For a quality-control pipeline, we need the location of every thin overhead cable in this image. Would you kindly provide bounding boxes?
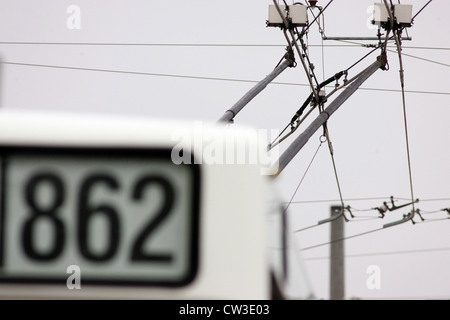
[285,196,450,205]
[420,198,450,202]
[323,125,346,215]
[300,216,449,252]
[293,199,449,231]
[358,87,448,96]
[2,61,449,96]
[383,0,417,219]
[304,246,450,260]
[412,0,433,22]
[415,217,450,224]
[294,206,448,235]
[284,135,326,213]
[1,61,288,83]
[301,227,386,251]
[336,37,450,68]
[0,42,448,50]
[329,42,439,51]
[345,45,381,73]
[300,0,334,36]
[386,49,450,68]
[401,46,450,51]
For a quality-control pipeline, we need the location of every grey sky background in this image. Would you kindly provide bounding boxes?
[0,0,449,299]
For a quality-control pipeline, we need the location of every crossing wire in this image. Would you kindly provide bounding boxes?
[304,246,450,260]
[384,0,417,217]
[412,0,433,22]
[0,42,448,50]
[300,215,449,252]
[284,135,326,214]
[386,49,450,68]
[285,196,450,205]
[2,61,449,96]
[327,38,450,68]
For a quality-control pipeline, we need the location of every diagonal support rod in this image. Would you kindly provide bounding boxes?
[218,58,293,123]
[272,54,387,176]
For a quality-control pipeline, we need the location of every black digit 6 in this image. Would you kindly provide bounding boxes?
[22,173,65,261]
[77,174,120,262]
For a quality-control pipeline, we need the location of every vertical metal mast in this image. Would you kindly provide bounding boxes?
[329,206,345,300]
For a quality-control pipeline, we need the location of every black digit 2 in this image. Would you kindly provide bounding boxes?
[130,175,175,262]
[22,173,65,261]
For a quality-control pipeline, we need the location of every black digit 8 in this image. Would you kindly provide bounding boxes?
[22,173,65,261]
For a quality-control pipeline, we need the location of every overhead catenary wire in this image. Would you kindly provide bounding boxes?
[304,246,450,261]
[300,214,449,252]
[299,0,334,36]
[294,205,449,235]
[331,38,450,68]
[2,61,449,97]
[292,194,448,240]
[415,216,450,224]
[289,195,449,230]
[292,202,436,234]
[301,227,386,251]
[412,0,433,23]
[308,34,388,215]
[322,123,346,220]
[302,2,327,81]
[417,208,450,215]
[0,42,448,51]
[323,38,450,67]
[283,135,326,213]
[285,196,450,205]
[386,49,450,68]
[290,197,450,219]
[383,0,417,222]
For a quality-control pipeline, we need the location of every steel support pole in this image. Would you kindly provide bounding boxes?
[273,55,386,176]
[330,205,345,300]
[218,59,292,123]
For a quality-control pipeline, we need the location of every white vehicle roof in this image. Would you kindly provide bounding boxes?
[0,110,314,300]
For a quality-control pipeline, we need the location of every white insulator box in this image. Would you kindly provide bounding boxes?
[394,4,413,27]
[268,5,308,27]
[372,3,413,28]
